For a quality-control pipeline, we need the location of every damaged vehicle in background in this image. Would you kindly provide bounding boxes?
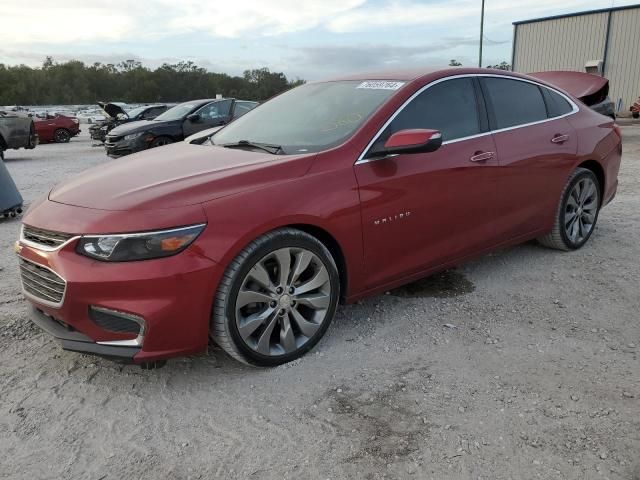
[33,113,81,143]
[105,98,257,157]
[529,71,616,119]
[0,110,38,160]
[89,103,167,143]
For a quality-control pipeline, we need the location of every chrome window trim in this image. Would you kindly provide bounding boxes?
[19,225,80,253]
[19,256,67,309]
[355,73,580,165]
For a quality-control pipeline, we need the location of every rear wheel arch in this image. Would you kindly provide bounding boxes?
[577,160,605,202]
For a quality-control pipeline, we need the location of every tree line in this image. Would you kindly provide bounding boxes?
[0,57,305,105]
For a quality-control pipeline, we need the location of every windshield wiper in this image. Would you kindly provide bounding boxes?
[221,140,283,155]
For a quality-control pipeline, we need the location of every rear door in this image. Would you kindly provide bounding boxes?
[480,76,578,239]
[355,77,501,288]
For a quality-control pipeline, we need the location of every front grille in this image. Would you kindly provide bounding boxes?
[19,258,66,306]
[106,135,122,143]
[89,307,143,335]
[22,225,73,249]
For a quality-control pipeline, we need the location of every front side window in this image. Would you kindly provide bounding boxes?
[482,77,547,129]
[368,78,481,155]
[213,81,399,154]
[197,100,232,120]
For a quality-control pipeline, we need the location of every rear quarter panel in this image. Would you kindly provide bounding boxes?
[566,107,621,203]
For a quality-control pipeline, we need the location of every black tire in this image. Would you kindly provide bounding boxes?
[538,167,601,251]
[54,129,71,143]
[150,136,173,148]
[211,228,340,366]
[633,112,640,119]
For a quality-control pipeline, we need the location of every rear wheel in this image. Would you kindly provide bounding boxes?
[150,136,173,148]
[54,128,71,143]
[211,228,340,366]
[538,167,601,251]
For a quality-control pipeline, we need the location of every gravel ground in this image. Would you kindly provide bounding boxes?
[1,129,639,480]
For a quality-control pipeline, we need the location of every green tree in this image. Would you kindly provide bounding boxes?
[0,59,304,105]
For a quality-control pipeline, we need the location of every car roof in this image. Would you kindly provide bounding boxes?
[319,67,536,84]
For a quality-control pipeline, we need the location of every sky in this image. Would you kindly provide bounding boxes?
[1,0,638,80]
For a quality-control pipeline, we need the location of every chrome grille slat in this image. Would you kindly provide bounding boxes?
[20,272,65,294]
[19,258,67,307]
[22,225,73,249]
[23,280,62,302]
[19,264,65,286]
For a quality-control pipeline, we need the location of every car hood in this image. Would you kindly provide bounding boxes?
[98,102,128,119]
[49,142,315,211]
[109,119,161,136]
[528,71,609,104]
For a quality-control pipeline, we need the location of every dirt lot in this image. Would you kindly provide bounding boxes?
[1,129,639,480]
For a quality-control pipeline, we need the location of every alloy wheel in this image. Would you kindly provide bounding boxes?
[234,247,332,356]
[564,177,598,244]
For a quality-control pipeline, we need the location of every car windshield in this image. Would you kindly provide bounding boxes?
[154,102,200,121]
[126,106,148,118]
[213,81,401,154]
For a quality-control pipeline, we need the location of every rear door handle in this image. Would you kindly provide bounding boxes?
[470,151,495,162]
[551,134,570,144]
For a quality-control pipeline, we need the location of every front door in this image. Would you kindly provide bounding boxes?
[183,100,233,137]
[355,77,501,288]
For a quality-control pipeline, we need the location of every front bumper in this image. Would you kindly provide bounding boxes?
[105,135,147,157]
[17,217,222,363]
[29,305,140,361]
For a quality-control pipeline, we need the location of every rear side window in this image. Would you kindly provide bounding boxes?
[542,88,574,118]
[482,77,547,129]
[369,77,480,153]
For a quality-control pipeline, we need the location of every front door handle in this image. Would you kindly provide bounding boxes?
[470,151,495,162]
[551,134,570,144]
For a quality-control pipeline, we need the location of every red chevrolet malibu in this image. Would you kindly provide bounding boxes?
[17,68,622,368]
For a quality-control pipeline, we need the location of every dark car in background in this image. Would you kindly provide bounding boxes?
[104,98,257,157]
[89,103,167,143]
[33,114,81,143]
[0,110,38,160]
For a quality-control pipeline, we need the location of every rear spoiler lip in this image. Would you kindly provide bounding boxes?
[527,71,609,102]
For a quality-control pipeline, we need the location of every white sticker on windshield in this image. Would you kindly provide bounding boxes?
[356,81,405,90]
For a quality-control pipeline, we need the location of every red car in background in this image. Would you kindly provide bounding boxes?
[16,68,621,369]
[33,114,81,143]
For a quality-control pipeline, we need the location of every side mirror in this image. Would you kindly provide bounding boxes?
[187,113,201,122]
[383,129,443,155]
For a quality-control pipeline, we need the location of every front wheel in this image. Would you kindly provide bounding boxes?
[211,228,340,366]
[538,167,601,251]
[150,136,173,148]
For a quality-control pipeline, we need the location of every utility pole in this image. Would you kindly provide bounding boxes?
[479,0,485,68]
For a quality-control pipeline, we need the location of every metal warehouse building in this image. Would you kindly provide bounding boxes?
[511,4,640,114]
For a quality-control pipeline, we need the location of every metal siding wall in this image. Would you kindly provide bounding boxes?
[514,13,608,73]
[606,8,640,110]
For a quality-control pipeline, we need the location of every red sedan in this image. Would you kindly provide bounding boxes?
[33,114,81,143]
[16,68,621,368]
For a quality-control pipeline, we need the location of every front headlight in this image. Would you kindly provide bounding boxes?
[76,224,206,262]
[124,133,141,140]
